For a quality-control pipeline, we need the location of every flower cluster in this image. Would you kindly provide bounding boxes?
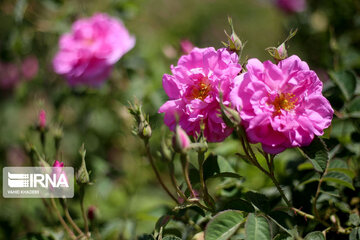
[159,50,333,153]
[53,13,135,87]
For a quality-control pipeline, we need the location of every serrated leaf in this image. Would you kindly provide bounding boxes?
[329,70,357,101]
[300,137,329,173]
[223,199,255,213]
[245,191,270,213]
[304,231,325,240]
[245,213,271,240]
[323,171,355,190]
[205,210,245,240]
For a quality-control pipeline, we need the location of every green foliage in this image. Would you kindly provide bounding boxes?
[205,210,245,240]
[304,231,325,240]
[245,213,271,240]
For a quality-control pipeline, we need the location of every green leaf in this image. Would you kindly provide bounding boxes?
[304,231,325,240]
[245,191,270,213]
[223,198,255,213]
[349,227,360,240]
[245,213,271,240]
[203,154,235,180]
[347,96,360,115]
[162,236,182,240]
[205,210,245,240]
[350,213,360,227]
[300,137,329,173]
[329,70,357,101]
[323,171,355,190]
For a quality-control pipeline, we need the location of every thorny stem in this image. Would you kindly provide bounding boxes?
[50,198,76,240]
[180,154,197,198]
[80,186,90,238]
[144,140,178,203]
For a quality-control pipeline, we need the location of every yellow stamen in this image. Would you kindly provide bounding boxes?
[190,78,211,101]
[271,93,297,115]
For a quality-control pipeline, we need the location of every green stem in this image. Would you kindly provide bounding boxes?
[144,140,178,203]
[50,198,76,240]
[61,199,85,236]
[180,154,197,198]
[80,186,89,238]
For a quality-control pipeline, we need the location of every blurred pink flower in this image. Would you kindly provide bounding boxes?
[158,47,241,142]
[51,160,68,188]
[6,146,27,166]
[21,56,38,80]
[0,62,20,90]
[276,0,306,13]
[53,160,64,168]
[53,13,135,87]
[180,39,194,55]
[230,55,333,154]
[38,110,46,129]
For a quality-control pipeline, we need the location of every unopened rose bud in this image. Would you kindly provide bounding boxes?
[128,102,152,141]
[266,43,288,62]
[87,205,97,221]
[180,39,194,55]
[38,110,46,129]
[223,17,243,55]
[76,144,90,184]
[266,29,297,62]
[173,126,191,153]
[53,160,64,168]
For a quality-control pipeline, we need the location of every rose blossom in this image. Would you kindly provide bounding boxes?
[53,13,135,87]
[276,0,306,13]
[230,55,333,154]
[158,47,242,142]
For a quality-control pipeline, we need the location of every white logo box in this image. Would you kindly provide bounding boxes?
[3,167,74,198]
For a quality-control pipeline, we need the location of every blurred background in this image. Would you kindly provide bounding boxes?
[0,0,359,239]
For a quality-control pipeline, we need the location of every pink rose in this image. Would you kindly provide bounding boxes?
[159,47,242,142]
[53,13,135,87]
[230,56,333,154]
[276,0,306,13]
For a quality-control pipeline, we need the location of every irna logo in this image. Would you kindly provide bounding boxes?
[3,167,74,198]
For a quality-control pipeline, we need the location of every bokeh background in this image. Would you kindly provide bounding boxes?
[0,0,359,239]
